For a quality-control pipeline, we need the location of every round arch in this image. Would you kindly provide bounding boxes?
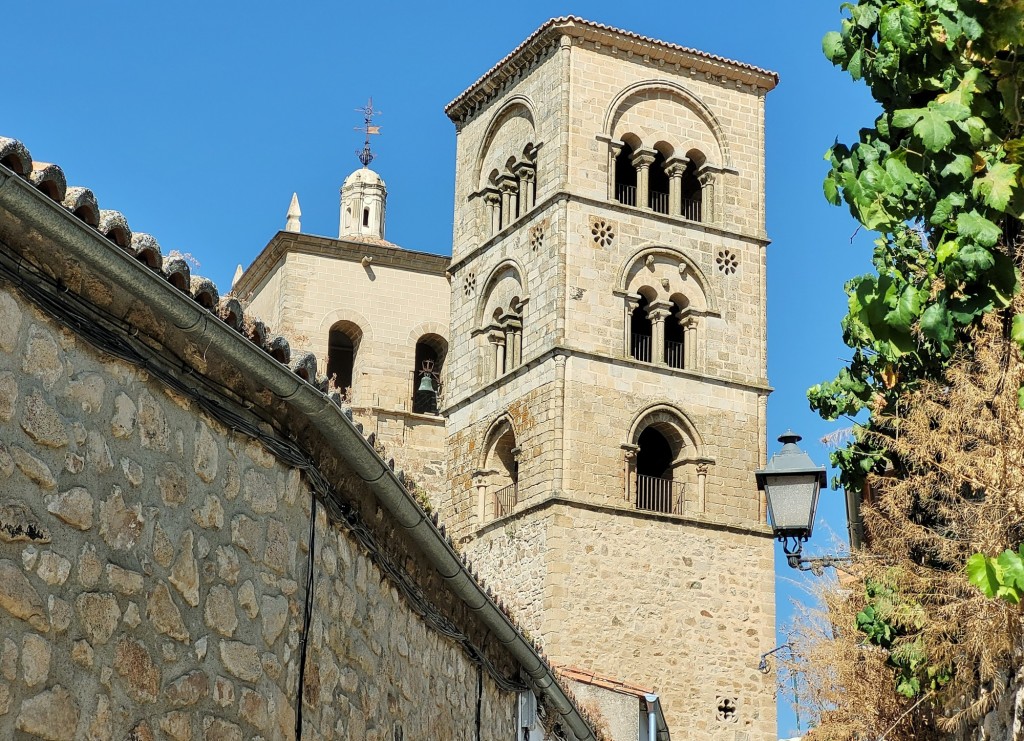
[602,80,732,169]
[317,308,374,343]
[479,413,520,471]
[616,244,719,315]
[627,403,707,463]
[474,258,528,328]
[474,96,539,188]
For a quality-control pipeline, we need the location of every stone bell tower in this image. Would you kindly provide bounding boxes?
[440,17,780,739]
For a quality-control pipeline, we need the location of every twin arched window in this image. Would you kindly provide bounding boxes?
[628,291,694,370]
[483,144,538,235]
[612,137,709,222]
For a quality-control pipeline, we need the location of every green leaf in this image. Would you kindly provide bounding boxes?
[920,301,954,351]
[822,31,845,62]
[1012,315,1024,351]
[941,154,974,181]
[956,211,1003,247]
[892,108,925,129]
[848,48,863,80]
[955,244,995,276]
[973,162,1020,212]
[879,4,922,50]
[997,549,1024,592]
[1018,385,1024,410]
[885,285,925,332]
[914,109,956,152]
[967,552,998,598]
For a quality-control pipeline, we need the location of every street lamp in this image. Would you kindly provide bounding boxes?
[755,430,847,572]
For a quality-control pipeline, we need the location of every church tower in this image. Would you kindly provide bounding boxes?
[442,18,778,738]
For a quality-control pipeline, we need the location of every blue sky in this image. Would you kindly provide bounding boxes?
[4,2,879,736]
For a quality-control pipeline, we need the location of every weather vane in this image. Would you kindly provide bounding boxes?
[354,98,381,167]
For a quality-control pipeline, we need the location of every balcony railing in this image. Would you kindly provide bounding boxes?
[494,483,518,518]
[681,197,702,222]
[666,340,684,369]
[616,183,637,207]
[649,191,669,214]
[635,474,683,514]
[631,334,652,363]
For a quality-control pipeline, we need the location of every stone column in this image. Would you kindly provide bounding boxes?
[483,191,501,235]
[698,169,716,223]
[498,176,519,225]
[646,301,673,364]
[624,294,640,358]
[665,157,688,217]
[632,148,656,210]
[515,165,535,212]
[488,330,506,379]
[474,473,488,524]
[608,141,623,201]
[504,319,522,369]
[622,445,638,502]
[683,318,699,370]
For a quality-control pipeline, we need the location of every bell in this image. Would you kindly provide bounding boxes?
[417,374,436,394]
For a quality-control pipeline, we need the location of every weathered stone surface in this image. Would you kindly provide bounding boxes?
[194,636,207,661]
[214,675,234,707]
[224,461,240,500]
[11,445,57,490]
[157,461,187,507]
[121,457,144,487]
[244,469,277,514]
[202,717,242,741]
[99,487,143,550]
[0,372,18,422]
[192,495,223,530]
[21,389,68,448]
[261,594,288,646]
[22,545,39,571]
[66,372,105,414]
[237,580,258,619]
[169,529,199,607]
[48,595,72,632]
[110,392,137,439]
[85,430,113,472]
[15,685,79,740]
[240,687,270,732]
[114,636,160,703]
[71,640,94,668]
[0,441,13,478]
[36,550,71,585]
[125,720,155,741]
[159,710,192,741]
[21,633,50,687]
[23,325,63,391]
[63,451,84,473]
[75,592,121,645]
[78,543,102,588]
[0,638,15,681]
[215,545,240,585]
[147,583,189,643]
[219,640,262,682]
[137,390,169,450]
[264,518,292,574]
[106,563,144,595]
[0,559,48,631]
[0,501,51,543]
[123,601,142,628]
[45,487,93,530]
[0,289,22,353]
[0,681,9,716]
[203,584,237,637]
[231,513,262,557]
[86,694,111,741]
[152,522,174,568]
[193,422,219,483]
[165,669,210,707]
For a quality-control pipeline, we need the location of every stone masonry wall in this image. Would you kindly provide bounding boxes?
[0,282,516,740]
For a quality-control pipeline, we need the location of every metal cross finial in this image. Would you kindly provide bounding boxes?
[354,98,382,167]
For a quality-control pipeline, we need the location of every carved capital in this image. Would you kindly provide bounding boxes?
[631,149,657,169]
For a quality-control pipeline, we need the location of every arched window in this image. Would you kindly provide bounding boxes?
[614,140,638,206]
[627,408,703,515]
[681,150,705,222]
[412,334,447,415]
[665,300,685,369]
[636,426,675,512]
[327,321,361,398]
[630,294,653,363]
[484,420,519,518]
[477,264,526,381]
[362,207,370,227]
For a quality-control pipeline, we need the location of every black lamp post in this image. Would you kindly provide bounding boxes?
[756,430,848,573]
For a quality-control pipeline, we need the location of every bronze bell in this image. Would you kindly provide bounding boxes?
[417,374,436,394]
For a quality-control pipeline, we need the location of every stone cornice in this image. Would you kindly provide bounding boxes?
[234,231,451,299]
[445,16,779,125]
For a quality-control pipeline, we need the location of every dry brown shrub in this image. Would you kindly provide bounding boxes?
[785,298,1024,740]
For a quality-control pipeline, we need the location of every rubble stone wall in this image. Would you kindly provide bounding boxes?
[0,283,515,740]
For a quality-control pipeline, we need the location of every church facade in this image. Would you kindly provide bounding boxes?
[238,16,779,740]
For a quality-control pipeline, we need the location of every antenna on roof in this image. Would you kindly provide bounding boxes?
[354,98,381,168]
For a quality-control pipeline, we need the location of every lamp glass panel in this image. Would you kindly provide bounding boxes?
[764,473,819,534]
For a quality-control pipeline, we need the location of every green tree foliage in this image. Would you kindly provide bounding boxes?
[809,0,1024,490]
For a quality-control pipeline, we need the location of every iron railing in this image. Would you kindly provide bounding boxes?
[616,183,637,207]
[681,197,702,222]
[649,191,669,214]
[635,475,683,514]
[631,334,652,363]
[494,483,518,517]
[666,340,684,369]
